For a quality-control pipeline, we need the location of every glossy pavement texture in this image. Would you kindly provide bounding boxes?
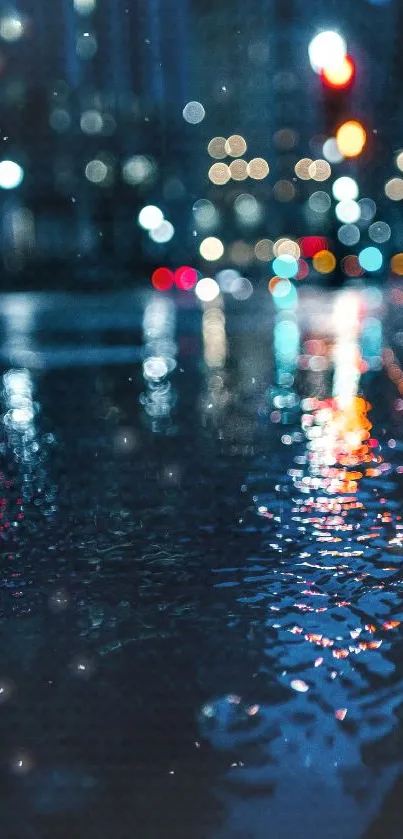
[1,285,403,838]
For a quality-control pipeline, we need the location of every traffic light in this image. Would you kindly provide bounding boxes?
[308,32,365,155]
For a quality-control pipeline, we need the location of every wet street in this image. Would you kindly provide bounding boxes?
[1,284,403,839]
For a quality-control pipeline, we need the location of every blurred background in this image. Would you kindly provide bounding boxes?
[0,0,402,290]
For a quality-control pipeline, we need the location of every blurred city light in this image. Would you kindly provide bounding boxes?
[195,277,220,302]
[138,206,164,231]
[308,31,347,73]
[336,121,366,157]
[321,55,355,89]
[0,160,24,189]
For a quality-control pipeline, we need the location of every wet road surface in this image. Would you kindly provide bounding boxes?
[1,284,403,838]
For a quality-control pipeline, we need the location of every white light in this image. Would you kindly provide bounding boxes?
[74,0,96,13]
[0,160,24,189]
[230,277,254,300]
[149,220,175,243]
[80,110,103,134]
[199,236,224,261]
[332,176,359,202]
[138,205,164,231]
[323,138,344,164]
[122,155,156,186]
[195,278,220,302]
[217,268,240,291]
[308,31,346,74]
[0,15,24,42]
[85,159,108,183]
[183,101,205,124]
[335,199,361,224]
[143,356,169,381]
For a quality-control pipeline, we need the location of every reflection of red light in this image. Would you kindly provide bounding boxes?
[296,259,309,280]
[321,56,355,90]
[174,266,198,290]
[299,236,328,258]
[151,267,174,291]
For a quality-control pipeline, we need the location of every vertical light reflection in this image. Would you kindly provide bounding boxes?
[269,310,300,424]
[332,290,362,407]
[1,368,57,543]
[140,295,177,431]
[200,295,229,426]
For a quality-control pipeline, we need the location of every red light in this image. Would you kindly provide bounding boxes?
[296,259,309,280]
[321,56,355,90]
[174,266,198,290]
[299,236,328,258]
[151,267,174,291]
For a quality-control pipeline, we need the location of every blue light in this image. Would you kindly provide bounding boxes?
[272,255,298,278]
[358,246,383,272]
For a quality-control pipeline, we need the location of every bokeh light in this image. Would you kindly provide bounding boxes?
[138,205,164,231]
[229,159,248,181]
[255,239,274,261]
[391,254,403,275]
[234,193,262,225]
[183,101,205,124]
[336,121,366,158]
[151,268,174,292]
[273,180,296,202]
[369,221,391,243]
[299,236,328,257]
[272,255,298,278]
[313,249,336,273]
[332,176,359,201]
[247,158,270,179]
[338,224,360,246]
[359,246,383,272]
[195,277,220,302]
[208,162,230,185]
[273,238,300,259]
[0,160,24,189]
[322,137,344,164]
[174,266,198,290]
[341,255,363,277]
[309,191,331,213]
[193,199,219,231]
[207,137,227,159]
[225,135,247,157]
[0,14,24,42]
[308,31,347,73]
[385,178,403,200]
[200,236,224,261]
[308,159,331,181]
[335,199,361,223]
[122,155,156,186]
[85,159,108,184]
[149,220,175,243]
[321,55,354,88]
[74,0,96,13]
[358,198,376,221]
[295,158,313,180]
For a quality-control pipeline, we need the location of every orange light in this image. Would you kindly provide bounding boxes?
[313,249,336,274]
[336,120,366,158]
[322,56,355,89]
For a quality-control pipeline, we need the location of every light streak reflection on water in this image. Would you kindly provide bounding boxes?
[203,288,403,839]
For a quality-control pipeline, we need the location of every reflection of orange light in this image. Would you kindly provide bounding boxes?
[336,121,366,158]
[322,56,355,89]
